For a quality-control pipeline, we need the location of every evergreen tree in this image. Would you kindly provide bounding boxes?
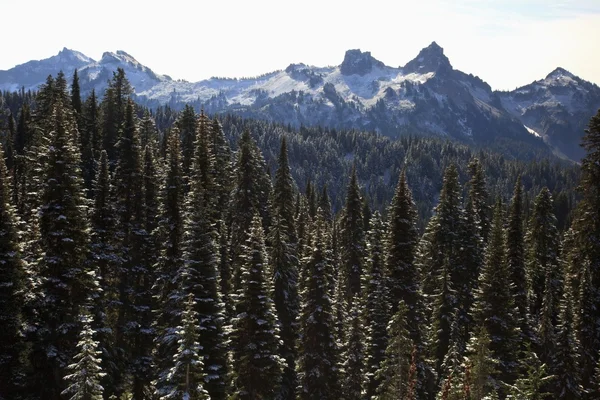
[525,187,561,325]
[153,129,186,397]
[364,212,389,399]
[339,165,365,305]
[209,117,233,220]
[570,110,600,379]
[0,146,27,399]
[139,109,159,151]
[89,150,120,396]
[112,100,147,397]
[61,312,105,400]
[181,127,228,400]
[270,137,299,400]
[101,68,132,162]
[506,345,553,400]
[506,176,530,342]
[375,301,414,400]
[472,200,520,386]
[464,325,498,400]
[33,99,93,399]
[553,275,582,399]
[318,184,332,223]
[229,129,271,292]
[297,214,341,400]
[576,258,599,396]
[430,258,457,375]
[342,299,365,400]
[82,89,101,167]
[385,170,420,323]
[160,294,210,400]
[176,104,197,177]
[537,272,556,369]
[439,311,467,395]
[70,69,83,129]
[467,158,490,243]
[229,214,284,399]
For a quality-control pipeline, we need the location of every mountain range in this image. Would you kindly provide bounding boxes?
[1,42,599,161]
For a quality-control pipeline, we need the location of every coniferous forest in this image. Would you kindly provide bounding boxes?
[0,67,599,400]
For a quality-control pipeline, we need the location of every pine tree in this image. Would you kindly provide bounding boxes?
[467,158,490,243]
[439,311,466,396]
[576,258,599,396]
[525,187,561,325]
[385,170,420,325]
[537,272,556,369]
[0,146,27,399]
[375,301,414,400]
[89,150,120,396]
[553,275,582,399]
[101,68,132,162]
[270,137,299,400]
[506,345,553,400]
[506,176,530,342]
[464,325,498,400]
[160,294,210,400]
[176,104,197,177]
[139,109,159,151]
[472,200,520,386]
[364,213,389,399]
[181,126,228,400]
[297,214,341,399]
[61,312,105,400]
[342,299,365,400]
[229,214,284,399]
[35,99,93,399]
[339,165,365,305]
[209,117,233,220]
[112,100,148,398]
[318,184,333,223]
[82,89,101,169]
[70,69,83,130]
[229,129,272,292]
[153,129,186,397]
[430,259,457,375]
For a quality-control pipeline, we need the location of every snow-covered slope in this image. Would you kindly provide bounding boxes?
[2,43,597,160]
[497,67,600,160]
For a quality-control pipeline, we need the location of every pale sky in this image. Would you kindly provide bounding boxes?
[2,0,600,90]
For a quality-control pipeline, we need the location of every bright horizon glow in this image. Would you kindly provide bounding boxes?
[2,0,600,91]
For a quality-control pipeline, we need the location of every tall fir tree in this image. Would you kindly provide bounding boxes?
[374,301,414,400]
[180,124,228,400]
[553,275,582,399]
[467,158,490,243]
[576,258,599,397]
[160,294,210,400]
[89,150,121,396]
[34,99,93,399]
[229,214,284,399]
[0,146,27,399]
[270,137,300,400]
[464,325,498,400]
[112,100,147,398]
[101,68,132,162]
[297,214,341,400]
[525,187,561,326]
[342,299,365,400]
[153,128,186,398]
[364,212,389,399]
[506,176,531,342]
[339,165,365,305]
[176,104,197,178]
[61,312,105,400]
[472,200,520,386]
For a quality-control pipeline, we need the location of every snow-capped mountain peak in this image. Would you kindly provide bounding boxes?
[545,67,576,81]
[340,49,386,76]
[403,41,452,75]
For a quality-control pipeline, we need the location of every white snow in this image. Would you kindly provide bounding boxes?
[524,125,541,138]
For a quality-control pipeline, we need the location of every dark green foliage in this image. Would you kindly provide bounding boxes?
[375,301,414,400]
[271,137,299,400]
[339,165,365,305]
[160,294,210,400]
[229,215,284,399]
[472,200,520,386]
[101,68,132,162]
[35,99,93,399]
[176,104,197,177]
[297,214,341,400]
[342,299,365,400]
[526,187,561,326]
[180,123,228,399]
[385,170,420,322]
[61,312,105,400]
[153,129,185,397]
[467,158,490,243]
[364,213,389,399]
[0,146,27,399]
[506,176,531,342]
